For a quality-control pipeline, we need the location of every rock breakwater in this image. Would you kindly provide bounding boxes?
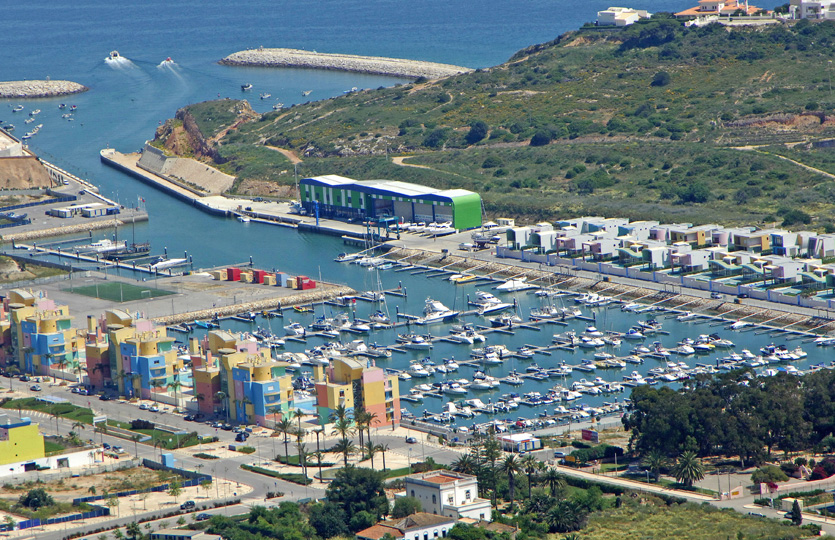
[220,48,471,80]
[0,80,88,99]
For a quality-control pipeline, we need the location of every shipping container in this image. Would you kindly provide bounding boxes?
[252,270,267,284]
[263,275,276,286]
[227,267,241,281]
[287,278,297,289]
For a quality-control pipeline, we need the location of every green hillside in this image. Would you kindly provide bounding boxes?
[168,17,835,225]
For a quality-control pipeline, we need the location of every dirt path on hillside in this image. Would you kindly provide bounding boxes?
[390,156,434,170]
[266,146,303,164]
[735,145,835,180]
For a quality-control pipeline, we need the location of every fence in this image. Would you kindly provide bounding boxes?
[0,195,77,213]
[17,505,109,530]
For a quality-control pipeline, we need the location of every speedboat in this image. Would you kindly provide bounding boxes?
[29,109,40,116]
[398,334,433,350]
[677,311,698,322]
[473,291,513,314]
[283,322,306,337]
[105,50,122,62]
[12,105,24,112]
[334,252,362,263]
[408,364,432,378]
[162,57,174,64]
[260,93,272,99]
[496,277,532,292]
[624,328,645,340]
[417,298,458,325]
[369,311,391,325]
[489,313,522,328]
[241,83,253,91]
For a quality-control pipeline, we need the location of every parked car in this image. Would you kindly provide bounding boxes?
[737,293,750,299]
[149,405,160,413]
[139,403,149,410]
[180,500,196,510]
[99,394,111,401]
[710,292,723,299]
[102,443,111,450]
[29,384,41,391]
[235,433,247,442]
[112,446,125,454]
[184,414,195,421]
[405,436,417,444]
[195,513,211,521]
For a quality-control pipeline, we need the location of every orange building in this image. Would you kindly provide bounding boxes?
[676,0,767,17]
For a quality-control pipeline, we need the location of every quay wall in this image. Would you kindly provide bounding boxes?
[220,48,472,80]
[0,215,148,243]
[150,284,356,325]
[0,80,87,99]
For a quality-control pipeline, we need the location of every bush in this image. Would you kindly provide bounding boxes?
[482,156,503,169]
[131,419,155,430]
[19,488,54,510]
[781,209,812,226]
[392,496,422,518]
[466,121,489,144]
[237,446,256,454]
[193,453,219,460]
[651,71,671,87]
[530,131,552,146]
[751,465,789,485]
[423,128,450,148]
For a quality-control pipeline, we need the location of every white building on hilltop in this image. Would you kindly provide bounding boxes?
[398,471,492,521]
[790,0,835,18]
[597,7,651,25]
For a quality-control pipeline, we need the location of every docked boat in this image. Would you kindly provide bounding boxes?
[676,311,698,322]
[283,322,306,337]
[398,334,433,350]
[496,277,533,292]
[473,291,514,314]
[489,313,523,328]
[408,364,432,378]
[416,298,459,325]
[149,257,188,271]
[448,329,486,345]
[334,252,362,263]
[369,310,391,325]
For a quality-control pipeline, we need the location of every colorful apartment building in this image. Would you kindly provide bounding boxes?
[314,356,400,427]
[0,414,45,466]
[5,290,84,378]
[193,330,294,425]
[84,310,182,400]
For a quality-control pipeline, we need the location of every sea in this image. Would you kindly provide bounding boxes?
[6,0,820,428]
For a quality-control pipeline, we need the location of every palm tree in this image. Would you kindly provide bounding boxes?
[6,366,19,391]
[671,451,705,488]
[542,467,565,498]
[126,522,141,540]
[294,427,305,467]
[167,380,183,411]
[313,450,326,480]
[500,454,522,508]
[276,417,293,463]
[298,442,309,477]
[214,391,228,421]
[452,454,477,475]
[354,408,369,448]
[642,451,667,483]
[364,440,378,469]
[520,453,542,498]
[378,443,389,471]
[328,404,354,435]
[332,437,356,468]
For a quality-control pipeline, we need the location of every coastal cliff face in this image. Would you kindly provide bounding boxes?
[154,100,257,162]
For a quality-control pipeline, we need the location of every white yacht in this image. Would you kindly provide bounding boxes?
[408,364,432,378]
[473,291,514,314]
[283,322,306,337]
[417,298,459,325]
[448,329,486,345]
[398,334,433,350]
[496,278,532,292]
[369,310,391,325]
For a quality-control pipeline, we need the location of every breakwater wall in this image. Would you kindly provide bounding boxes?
[0,80,87,99]
[0,214,148,243]
[220,48,472,80]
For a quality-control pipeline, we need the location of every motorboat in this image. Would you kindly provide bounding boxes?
[729,320,750,330]
[417,298,459,325]
[302,90,312,96]
[473,291,514,314]
[448,329,485,345]
[260,93,271,99]
[489,313,523,328]
[505,372,525,385]
[398,334,433,350]
[29,109,40,116]
[444,358,460,371]
[362,290,385,302]
[398,372,412,380]
[348,320,371,333]
[676,311,698,322]
[237,215,250,223]
[408,364,432,378]
[283,322,306,337]
[496,277,533,292]
[449,274,477,284]
[584,326,604,338]
[105,51,122,62]
[443,382,469,395]
[161,57,174,65]
[623,328,645,340]
[241,83,253,91]
[12,105,24,112]
[334,252,362,263]
[369,311,391,325]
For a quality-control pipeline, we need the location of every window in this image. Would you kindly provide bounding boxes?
[432,494,436,504]
[465,489,471,500]
[411,490,415,497]
[434,531,439,538]
[442,531,447,538]
[447,495,453,504]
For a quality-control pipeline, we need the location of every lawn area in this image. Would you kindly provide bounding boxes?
[1,397,94,424]
[130,428,206,450]
[240,464,312,485]
[43,440,66,454]
[66,282,174,302]
[581,499,813,540]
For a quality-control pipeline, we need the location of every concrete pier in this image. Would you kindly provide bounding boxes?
[220,48,472,80]
[0,80,87,99]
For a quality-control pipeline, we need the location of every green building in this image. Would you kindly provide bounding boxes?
[299,175,482,230]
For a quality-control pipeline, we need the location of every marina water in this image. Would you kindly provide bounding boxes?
[3,0,813,426]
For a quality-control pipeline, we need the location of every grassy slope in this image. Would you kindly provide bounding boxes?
[583,501,815,540]
[177,18,835,225]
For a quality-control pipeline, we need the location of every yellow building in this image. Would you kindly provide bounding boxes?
[0,414,44,466]
[314,357,400,427]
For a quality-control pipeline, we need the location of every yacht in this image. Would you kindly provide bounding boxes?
[623,328,645,340]
[12,105,24,112]
[584,326,604,338]
[443,382,469,395]
[417,298,458,325]
[676,311,698,322]
[408,364,432,378]
[334,252,362,263]
[496,278,532,292]
[489,313,523,328]
[369,310,391,325]
[398,334,433,350]
[444,358,460,371]
[260,93,271,99]
[448,329,486,345]
[283,322,306,337]
[505,372,525,385]
[398,371,412,380]
[473,291,514,314]
[348,320,371,333]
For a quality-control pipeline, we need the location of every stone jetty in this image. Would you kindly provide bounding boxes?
[220,48,471,80]
[0,80,88,99]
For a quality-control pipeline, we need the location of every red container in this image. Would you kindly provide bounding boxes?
[252,269,267,284]
[301,279,316,290]
[296,275,309,290]
[227,267,241,281]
